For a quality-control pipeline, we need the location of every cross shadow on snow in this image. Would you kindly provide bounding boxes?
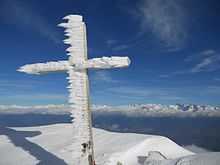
[0,126,68,165]
[0,114,71,165]
[0,114,71,127]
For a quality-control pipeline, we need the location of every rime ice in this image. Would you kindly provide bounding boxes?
[18,14,130,164]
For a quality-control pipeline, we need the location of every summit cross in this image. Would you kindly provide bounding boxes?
[18,15,130,165]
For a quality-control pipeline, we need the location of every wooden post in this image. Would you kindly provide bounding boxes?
[84,23,95,165]
[86,69,95,165]
[88,154,93,165]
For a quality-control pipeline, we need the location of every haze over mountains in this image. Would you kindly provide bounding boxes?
[1,103,220,117]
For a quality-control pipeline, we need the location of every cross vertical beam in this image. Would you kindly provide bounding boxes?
[83,23,95,164]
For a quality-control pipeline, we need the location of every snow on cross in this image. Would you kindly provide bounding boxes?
[18,15,130,165]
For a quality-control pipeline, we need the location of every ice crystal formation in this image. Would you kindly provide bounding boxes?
[18,14,130,164]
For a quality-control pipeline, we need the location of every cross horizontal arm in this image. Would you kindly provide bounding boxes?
[18,61,70,74]
[78,56,131,69]
[18,57,131,74]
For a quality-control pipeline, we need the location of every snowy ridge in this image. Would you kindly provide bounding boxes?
[1,104,220,117]
[1,123,220,165]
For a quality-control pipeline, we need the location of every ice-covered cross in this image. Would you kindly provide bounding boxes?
[18,15,130,165]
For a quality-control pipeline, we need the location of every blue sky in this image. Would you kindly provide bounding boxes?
[0,0,220,106]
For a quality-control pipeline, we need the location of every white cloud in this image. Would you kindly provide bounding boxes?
[185,49,216,62]
[157,95,185,101]
[184,144,210,153]
[137,0,187,50]
[110,86,155,96]
[112,44,130,51]
[0,79,54,88]
[91,71,118,83]
[177,50,220,74]
[0,0,60,43]
[157,74,171,78]
[110,86,187,102]
[0,79,34,88]
[108,124,120,131]
[189,56,220,73]
[206,86,220,95]
[106,39,117,46]
[214,77,220,82]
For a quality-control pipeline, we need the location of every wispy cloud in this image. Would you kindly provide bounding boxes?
[112,44,130,51]
[111,38,156,51]
[5,93,67,100]
[110,86,187,102]
[134,0,187,50]
[214,77,220,82]
[0,0,60,43]
[184,49,216,62]
[205,86,220,95]
[0,93,67,105]
[91,71,118,83]
[111,86,155,96]
[0,79,34,88]
[157,74,171,78]
[184,144,210,153]
[106,39,117,46]
[176,49,220,74]
[0,78,61,89]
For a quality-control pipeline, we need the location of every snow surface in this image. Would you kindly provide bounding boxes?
[1,123,220,165]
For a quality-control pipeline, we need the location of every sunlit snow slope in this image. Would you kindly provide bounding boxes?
[1,123,220,165]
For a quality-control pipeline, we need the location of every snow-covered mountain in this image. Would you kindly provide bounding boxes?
[92,104,220,117]
[1,103,220,117]
[92,103,219,112]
